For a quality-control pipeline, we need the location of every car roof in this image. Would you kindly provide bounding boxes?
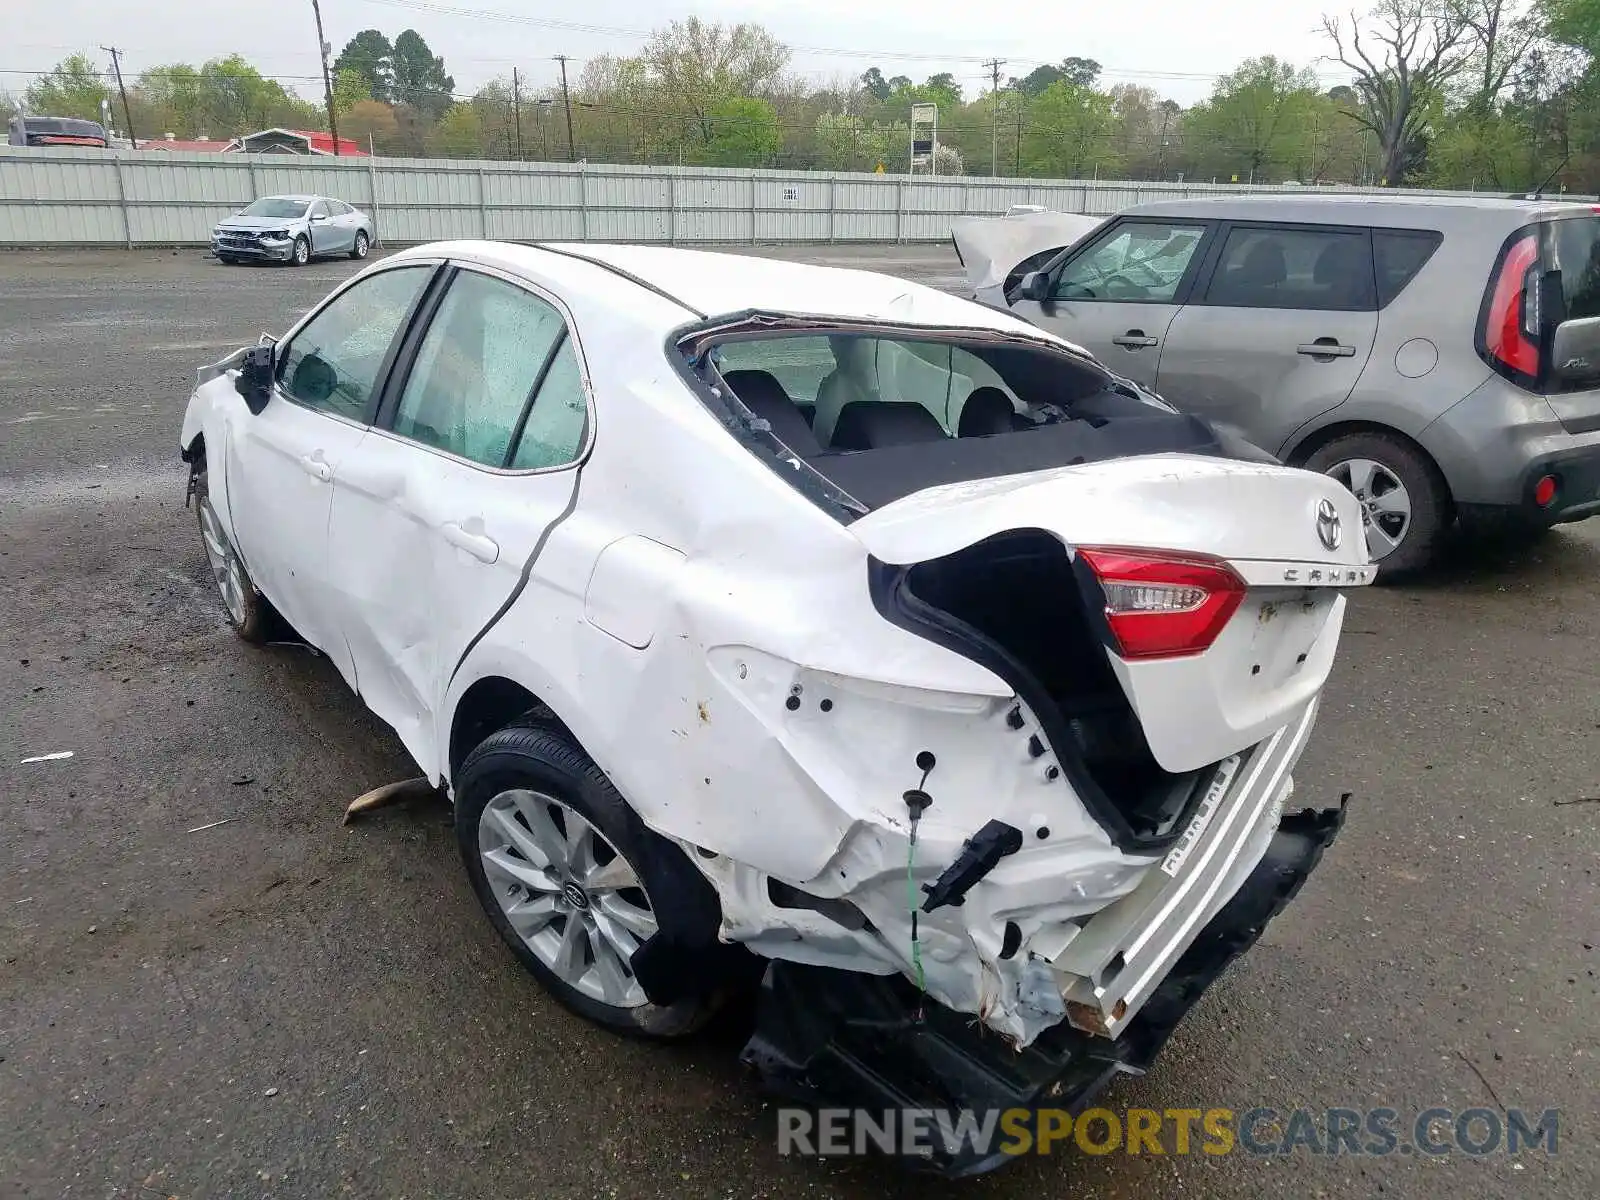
[1121,192,1596,229]
[393,240,1058,341]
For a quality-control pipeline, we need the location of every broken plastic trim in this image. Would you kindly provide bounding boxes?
[740,799,1349,1178]
[868,549,1207,856]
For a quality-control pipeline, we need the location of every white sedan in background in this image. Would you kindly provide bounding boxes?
[180,240,1370,1176]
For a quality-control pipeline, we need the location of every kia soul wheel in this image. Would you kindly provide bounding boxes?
[1304,432,1449,577]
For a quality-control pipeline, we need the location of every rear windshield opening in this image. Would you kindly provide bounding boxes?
[704,330,1215,510]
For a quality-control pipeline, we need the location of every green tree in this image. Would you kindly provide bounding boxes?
[1020,81,1116,176]
[642,17,789,147]
[333,67,371,116]
[391,29,455,120]
[333,30,394,104]
[860,67,892,101]
[701,96,781,165]
[429,102,484,157]
[23,54,109,122]
[1012,57,1102,97]
[1185,57,1322,182]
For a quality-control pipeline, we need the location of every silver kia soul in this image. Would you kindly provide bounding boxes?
[992,195,1600,575]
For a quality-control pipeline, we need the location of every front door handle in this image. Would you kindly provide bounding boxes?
[298,451,333,482]
[442,520,500,564]
[1297,339,1357,358]
[1112,330,1159,348]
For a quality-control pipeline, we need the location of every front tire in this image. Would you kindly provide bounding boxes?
[194,465,276,642]
[290,236,310,267]
[350,230,370,260]
[1303,432,1450,578]
[454,725,725,1040]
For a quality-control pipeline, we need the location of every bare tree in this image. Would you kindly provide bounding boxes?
[1323,0,1474,185]
[1458,0,1540,109]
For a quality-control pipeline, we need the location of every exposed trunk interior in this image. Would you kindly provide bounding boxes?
[898,530,1217,846]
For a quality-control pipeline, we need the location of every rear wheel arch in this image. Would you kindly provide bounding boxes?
[448,675,574,783]
[1285,420,1453,505]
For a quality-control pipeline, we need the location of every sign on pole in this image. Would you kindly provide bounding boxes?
[910,102,939,176]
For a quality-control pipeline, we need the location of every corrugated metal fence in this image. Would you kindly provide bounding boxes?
[2,146,1593,248]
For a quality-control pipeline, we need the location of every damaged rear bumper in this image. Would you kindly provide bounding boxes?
[739,799,1347,1178]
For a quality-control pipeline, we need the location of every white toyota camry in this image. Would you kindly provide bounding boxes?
[180,240,1372,1174]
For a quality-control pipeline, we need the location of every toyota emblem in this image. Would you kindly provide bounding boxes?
[1315,498,1343,551]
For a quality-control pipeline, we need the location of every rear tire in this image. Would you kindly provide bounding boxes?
[1303,431,1450,579]
[350,231,369,260]
[454,725,726,1040]
[194,465,276,643]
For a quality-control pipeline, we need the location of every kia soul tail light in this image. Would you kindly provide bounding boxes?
[1481,229,1542,381]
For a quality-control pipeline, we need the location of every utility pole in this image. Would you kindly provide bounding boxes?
[511,67,524,160]
[553,55,576,162]
[100,47,138,149]
[983,58,1006,177]
[309,0,341,156]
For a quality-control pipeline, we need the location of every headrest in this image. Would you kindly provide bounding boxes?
[721,369,820,455]
[830,400,947,451]
[957,387,1017,438]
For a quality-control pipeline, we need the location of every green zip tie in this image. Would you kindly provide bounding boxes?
[907,820,926,996]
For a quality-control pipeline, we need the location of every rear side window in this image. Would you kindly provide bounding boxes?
[1204,225,1375,311]
[391,269,569,467]
[1548,214,1600,320]
[1373,229,1442,307]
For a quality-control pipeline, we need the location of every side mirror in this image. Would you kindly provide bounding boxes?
[1017,270,1052,303]
[1551,315,1600,384]
[234,343,274,414]
[311,213,329,223]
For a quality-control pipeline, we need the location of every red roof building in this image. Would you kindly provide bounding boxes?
[137,128,369,156]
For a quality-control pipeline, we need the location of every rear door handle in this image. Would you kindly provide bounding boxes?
[442,520,500,564]
[1112,330,1159,348]
[1297,340,1357,358]
[298,452,333,482]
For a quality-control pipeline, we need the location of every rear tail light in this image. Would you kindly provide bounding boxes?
[1078,547,1247,661]
[1535,474,1558,508]
[1482,231,1542,379]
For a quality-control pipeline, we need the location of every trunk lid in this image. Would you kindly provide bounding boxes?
[849,453,1370,570]
[852,454,1372,775]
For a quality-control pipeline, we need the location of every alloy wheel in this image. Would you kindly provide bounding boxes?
[198,495,248,626]
[1325,457,1412,560]
[477,789,659,1009]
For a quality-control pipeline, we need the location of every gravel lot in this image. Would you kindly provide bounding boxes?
[2,245,1597,1200]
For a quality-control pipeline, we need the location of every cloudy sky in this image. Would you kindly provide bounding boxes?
[6,0,1355,106]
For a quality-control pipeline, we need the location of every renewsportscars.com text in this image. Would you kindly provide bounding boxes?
[777,1105,1561,1159]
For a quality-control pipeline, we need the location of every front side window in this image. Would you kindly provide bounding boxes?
[392,270,575,468]
[1052,221,1207,303]
[275,265,432,420]
[1204,225,1375,311]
